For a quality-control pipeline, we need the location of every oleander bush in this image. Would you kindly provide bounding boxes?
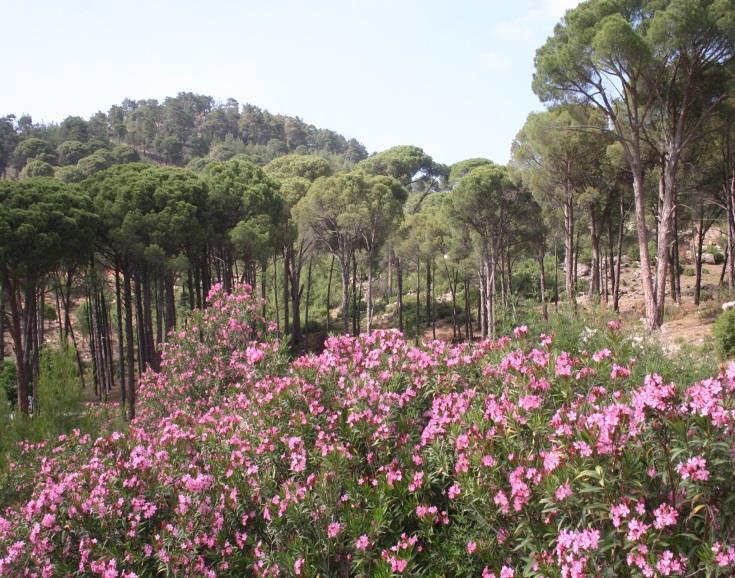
[1,284,735,577]
[714,308,735,360]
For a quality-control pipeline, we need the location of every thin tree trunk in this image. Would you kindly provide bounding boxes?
[6,278,31,413]
[123,268,135,421]
[187,268,195,310]
[260,261,267,319]
[478,267,487,338]
[673,202,681,304]
[507,242,513,305]
[487,247,497,339]
[728,171,735,289]
[431,262,436,340]
[352,252,358,336]
[142,267,156,370]
[53,282,64,344]
[283,248,290,337]
[415,258,420,344]
[538,240,548,321]
[87,288,98,397]
[464,274,472,341]
[273,253,280,334]
[397,257,404,334]
[589,202,600,299]
[165,275,176,338]
[340,257,350,335]
[695,203,705,306]
[367,248,374,335]
[654,157,678,327]
[101,286,114,402]
[563,194,576,307]
[357,265,363,335]
[154,277,162,347]
[58,269,86,388]
[326,255,334,334]
[425,257,431,332]
[115,262,126,408]
[499,248,507,312]
[387,250,393,300]
[614,193,625,312]
[554,238,559,310]
[721,246,729,286]
[0,290,4,364]
[630,164,657,329]
[444,261,458,340]
[305,257,313,333]
[134,272,146,375]
[290,243,303,346]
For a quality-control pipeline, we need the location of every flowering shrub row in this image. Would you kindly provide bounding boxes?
[1,285,735,577]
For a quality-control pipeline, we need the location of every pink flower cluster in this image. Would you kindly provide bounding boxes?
[1,286,734,576]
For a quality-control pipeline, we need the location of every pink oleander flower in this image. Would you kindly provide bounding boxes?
[555,481,572,501]
[513,325,528,338]
[626,519,650,542]
[712,542,735,567]
[356,535,369,551]
[656,550,686,576]
[611,502,630,528]
[500,565,515,578]
[455,433,470,451]
[327,522,342,539]
[447,483,461,500]
[294,558,305,575]
[592,348,612,362]
[466,540,477,554]
[494,490,510,514]
[610,364,631,379]
[676,456,710,481]
[555,352,573,377]
[41,513,55,529]
[519,395,542,412]
[542,449,561,472]
[482,455,497,468]
[653,503,679,530]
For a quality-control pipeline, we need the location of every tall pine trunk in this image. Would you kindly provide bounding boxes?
[326,255,334,334]
[366,248,374,334]
[631,164,657,329]
[588,201,600,299]
[397,258,403,333]
[304,258,312,333]
[654,155,679,327]
[123,268,136,421]
[340,257,350,335]
[538,240,548,321]
[563,193,576,308]
[415,259,420,344]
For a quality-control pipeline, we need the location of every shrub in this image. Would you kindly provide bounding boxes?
[0,347,95,473]
[0,360,16,405]
[705,245,725,265]
[0,285,732,577]
[714,308,735,359]
[19,159,54,178]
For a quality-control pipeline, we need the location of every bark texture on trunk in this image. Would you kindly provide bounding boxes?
[632,167,657,330]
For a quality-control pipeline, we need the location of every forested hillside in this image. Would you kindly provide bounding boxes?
[0,93,367,181]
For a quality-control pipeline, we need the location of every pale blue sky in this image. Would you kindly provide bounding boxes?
[2,0,579,165]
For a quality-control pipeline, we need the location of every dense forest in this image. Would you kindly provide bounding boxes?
[3,56,735,419]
